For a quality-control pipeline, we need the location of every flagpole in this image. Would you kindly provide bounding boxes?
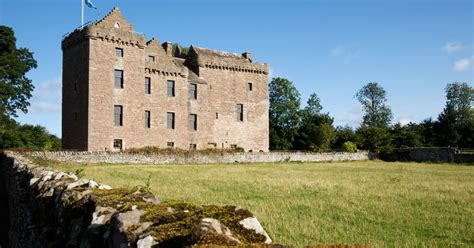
[81,0,84,26]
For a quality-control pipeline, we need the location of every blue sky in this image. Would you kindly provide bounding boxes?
[1,0,472,137]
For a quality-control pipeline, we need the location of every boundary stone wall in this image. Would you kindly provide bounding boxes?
[0,152,279,247]
[28,151,371,164]
[379,147,474,163]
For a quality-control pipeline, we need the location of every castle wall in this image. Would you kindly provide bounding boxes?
[200,67,269,152]
[62,39,89,150]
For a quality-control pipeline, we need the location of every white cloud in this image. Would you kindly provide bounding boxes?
[454,58,472,71]
[396,117,414,126]
[330,46,360,64]
[442,42,464,54]
[343,50,360,64]
[34,77,62,99]
[334,107,363,127]
[31,101,61,113]
[331,46,344,57]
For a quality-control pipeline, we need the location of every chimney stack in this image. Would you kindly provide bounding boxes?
[162,42,173,56]
[242,52,252,61]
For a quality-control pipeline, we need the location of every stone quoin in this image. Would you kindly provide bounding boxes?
[62,7,269,152]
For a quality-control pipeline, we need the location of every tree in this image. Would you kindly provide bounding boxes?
[436,82,473,147]
[0,26,37,118]
[269,77,301,150]
[293,93,335,151]
[305,93,322,116]
[390,122,422,148]
[332,126,357,150]
[355,125,392,152]
[355,82,392,127]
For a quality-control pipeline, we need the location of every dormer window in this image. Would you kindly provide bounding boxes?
[114,22,120,28]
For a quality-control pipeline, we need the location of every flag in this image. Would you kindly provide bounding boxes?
[85,0,97,9]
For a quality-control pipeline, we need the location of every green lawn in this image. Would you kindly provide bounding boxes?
[51,160,474,247]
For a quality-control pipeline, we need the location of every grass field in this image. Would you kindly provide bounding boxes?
[50,160,474,247]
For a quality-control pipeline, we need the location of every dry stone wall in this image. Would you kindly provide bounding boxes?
[0,152,278,248]
[28,151,371,164]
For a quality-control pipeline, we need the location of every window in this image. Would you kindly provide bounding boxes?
[113,139,123,151]
[208,143,217,149]
[114,105,123,126]
[236,104,243,121]
[230,144,237,149]
[248,82,253,91]
[114,69,123,89]
[189,114,197,131]
[115,47,123,57]
[145,77,151,94]
[167,80,175,97]
[74,82,78,91]
[148,55,155,62]
[167,112,175,129]
[189,144,197,150]
[189,83,197,99]
[145,110,151,128]
[167,142,174,148]
[74,112,78,121]
[215,113,219,119]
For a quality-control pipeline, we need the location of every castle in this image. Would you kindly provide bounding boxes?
[61,7,269,152]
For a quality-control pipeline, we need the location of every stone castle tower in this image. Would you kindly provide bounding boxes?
[62,7,269,152]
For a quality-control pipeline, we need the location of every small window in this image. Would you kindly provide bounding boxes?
[236,104,243,122]
[114,69,124,89]
[74,82,78,91]
[115,48,123,57]
[148,55,155,62]
[145,77,151,94]
[114,105,123,126]
[167,112,175,129]
[189,114,197,131]
[248,82,253,91]
[208,143,217,149]
[74,112,78,121]
[113,139,123,151]
[189,83,197,100]
[167,142,174,149]
[145,110,151,128]
[216,113,219,119]
[167,80,175,97]
[189,144,197,150]
[114,22,121,28]
[230,144,237,149]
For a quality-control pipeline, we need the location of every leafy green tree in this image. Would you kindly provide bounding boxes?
[293,93,335,151]
[355,125,392,152]
[390,123,422,148]
[332,126,357,150]
[355,82,392,127]
[0,26,37,118]
[434,82,473,147]
[269,77,301,150]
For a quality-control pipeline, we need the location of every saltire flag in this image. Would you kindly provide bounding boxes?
[85,0,97,9]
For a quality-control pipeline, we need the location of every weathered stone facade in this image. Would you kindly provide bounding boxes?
[62,7,269,152]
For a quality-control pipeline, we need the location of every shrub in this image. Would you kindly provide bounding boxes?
[342,141,357,153]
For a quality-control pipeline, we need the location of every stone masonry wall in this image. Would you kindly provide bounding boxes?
[27,151,370,164]
[0,152,276,247]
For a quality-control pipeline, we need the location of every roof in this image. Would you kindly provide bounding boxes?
[173,58,206,84]
[191,46,268,73]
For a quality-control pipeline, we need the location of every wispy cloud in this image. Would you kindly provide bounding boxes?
[396,116,414,126]
[34,77,62,99]
[31,101,61,113]
[334,107,363,127]
[330,46,360,64]
[454,57,472,71]
[442,41,464,54]
[29,76,62,114]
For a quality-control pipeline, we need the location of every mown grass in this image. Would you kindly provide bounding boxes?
[50,160,474,247]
